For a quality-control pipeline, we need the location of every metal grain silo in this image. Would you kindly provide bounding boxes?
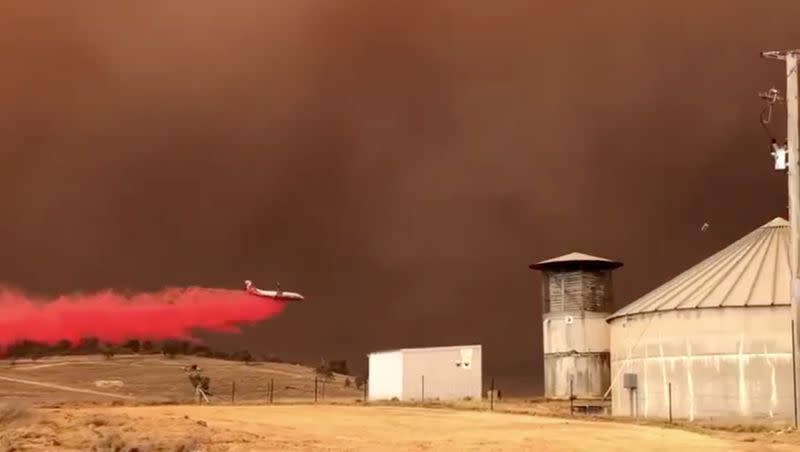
[530,252,623,399]
[607,217,792,422]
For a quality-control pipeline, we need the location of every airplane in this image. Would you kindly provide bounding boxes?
[244,280,305,301]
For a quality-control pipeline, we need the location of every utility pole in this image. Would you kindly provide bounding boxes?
[762,48,800,428]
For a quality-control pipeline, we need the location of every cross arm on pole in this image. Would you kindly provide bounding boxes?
[762,50,800,61]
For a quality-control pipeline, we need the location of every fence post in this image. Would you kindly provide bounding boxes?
[231,381,236,404]
[421,375,425,403]
[490,377,495,411]
[322,378,326,400]
[270,378,274,404]
[363,379,368,403]
[569,378,574,416]
[668,383,672,424]
[314,376,318,403]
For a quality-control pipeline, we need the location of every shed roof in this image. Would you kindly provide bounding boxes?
[367,344,481,356]
[607,217,790,322]
[529,252,623,271]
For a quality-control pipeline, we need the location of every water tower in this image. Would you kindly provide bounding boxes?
[529,252,622,399]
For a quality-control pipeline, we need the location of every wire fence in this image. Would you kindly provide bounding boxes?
[196,374,501,408]
[0,355,513,410]
[215,375,370,404]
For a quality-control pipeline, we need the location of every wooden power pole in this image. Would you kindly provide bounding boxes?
[762,48,800,428]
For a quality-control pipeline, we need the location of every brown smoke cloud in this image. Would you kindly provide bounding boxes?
[1,1,799,393]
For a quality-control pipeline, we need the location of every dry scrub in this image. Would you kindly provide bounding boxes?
[0,402,31,427]
[0,409,220,452]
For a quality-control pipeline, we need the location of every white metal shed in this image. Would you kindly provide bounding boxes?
[367,344,482,402]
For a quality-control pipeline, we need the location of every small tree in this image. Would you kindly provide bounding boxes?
[8,341,30,359]
[102,343,115,360]
[191,345,211,357]
[212,351,230,360]
[55,339,72,355]
[263,353,283,363]
[355,376,365,390]
[344,378,351,388]
[142,340,154,353]
[6,342,25,360]
[162,341,180,359]
[233,350,253,365]
[178,341,191,355]
[124,339,141,354]
[315,365,334,381]
[328,360,349,375]
[77,337,100,354]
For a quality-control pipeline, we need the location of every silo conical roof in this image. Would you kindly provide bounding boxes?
[607,217,790,321]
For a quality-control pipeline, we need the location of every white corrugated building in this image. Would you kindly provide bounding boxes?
[607,217,792,421]
[367,345,482,401]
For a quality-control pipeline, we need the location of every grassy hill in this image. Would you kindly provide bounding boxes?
[0,354,362,406]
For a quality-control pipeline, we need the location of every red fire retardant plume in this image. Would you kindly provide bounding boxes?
[0,286,287,347]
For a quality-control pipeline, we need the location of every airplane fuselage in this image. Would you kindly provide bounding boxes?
[244,280,304,301]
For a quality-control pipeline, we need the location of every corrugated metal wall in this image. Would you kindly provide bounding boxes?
[367,351,404,400]
[541,268,613,399]
[543,311,611,398]
[609,307,793,421]
[400,346,482,401]
[543,270,613,313]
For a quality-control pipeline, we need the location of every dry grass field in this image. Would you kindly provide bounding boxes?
[1,355,799,451]
[0,354,361,405]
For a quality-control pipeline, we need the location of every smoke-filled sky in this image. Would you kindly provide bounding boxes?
[1,1,800,393]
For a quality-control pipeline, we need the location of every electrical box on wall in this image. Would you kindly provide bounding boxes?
[623,373,638,390]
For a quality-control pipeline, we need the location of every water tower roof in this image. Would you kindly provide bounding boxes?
[529,252,623,271]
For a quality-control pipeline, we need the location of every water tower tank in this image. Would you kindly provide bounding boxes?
[530,252,623,399]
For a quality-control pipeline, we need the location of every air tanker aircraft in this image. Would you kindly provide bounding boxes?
[244,280,305,301]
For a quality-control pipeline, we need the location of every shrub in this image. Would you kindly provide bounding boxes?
[55,339,72,354]
[142,340,154,353]
[233,350,253,364]
[161,340,181,359]
[124,339,141,353]
[77,337,100,354]
[315,365,334,380]
[190,345,211,357]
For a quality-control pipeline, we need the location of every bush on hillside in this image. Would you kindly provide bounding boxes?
[124,339,141,353]
[263,354,283,363]
[141,340,154,353]
[315,365,334,381]
[102,344,115,360]
[233,350,253,364]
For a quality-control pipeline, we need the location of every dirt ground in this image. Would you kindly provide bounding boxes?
[2,404,799,451]
[1,355,799,451]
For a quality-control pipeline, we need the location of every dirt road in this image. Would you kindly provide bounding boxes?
[62,405,796,451]
[0,374,135,400]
